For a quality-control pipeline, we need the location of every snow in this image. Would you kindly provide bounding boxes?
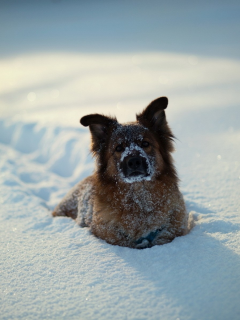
[1,1,240,320]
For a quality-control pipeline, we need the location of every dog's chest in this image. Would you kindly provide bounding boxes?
[120,184,155,213]
[94,182,171,229]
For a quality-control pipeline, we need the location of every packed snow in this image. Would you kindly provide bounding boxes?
[1,1,240,319]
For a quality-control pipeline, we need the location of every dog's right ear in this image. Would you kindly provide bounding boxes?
[80,114,117,153]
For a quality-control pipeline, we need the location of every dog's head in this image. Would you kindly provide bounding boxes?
[80,97,177,183]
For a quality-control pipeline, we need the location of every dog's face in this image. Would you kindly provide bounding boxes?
[105,123,162,183]
[80,97,176,183]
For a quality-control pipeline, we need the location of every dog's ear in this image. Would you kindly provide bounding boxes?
[136,97,168,130]
[137,97,175,154]
[80,114,117,152]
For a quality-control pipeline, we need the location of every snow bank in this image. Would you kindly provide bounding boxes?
[1,52,240,126]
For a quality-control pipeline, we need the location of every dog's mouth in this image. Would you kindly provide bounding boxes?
[129,170,147,177]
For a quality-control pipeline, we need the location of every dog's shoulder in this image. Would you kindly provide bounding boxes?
[52,175,95,221]
[76,175,95,227]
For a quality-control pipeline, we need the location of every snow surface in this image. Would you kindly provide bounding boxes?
[1,2,240,320]
[1,52,240,320]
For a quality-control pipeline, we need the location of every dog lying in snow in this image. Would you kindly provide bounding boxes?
[53,97,190,248]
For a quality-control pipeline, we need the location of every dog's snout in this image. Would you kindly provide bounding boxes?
[127,157,142,170]
[121,155,148,178]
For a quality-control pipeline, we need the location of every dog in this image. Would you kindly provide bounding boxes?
[52,97,189,248]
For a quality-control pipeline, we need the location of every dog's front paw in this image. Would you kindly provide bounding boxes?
[135,227,166,249]
[135,239,150,249]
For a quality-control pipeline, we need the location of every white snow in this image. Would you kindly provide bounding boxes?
[1,2,240,320]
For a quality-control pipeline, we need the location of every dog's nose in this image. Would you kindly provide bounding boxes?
[121,155,148,178]
[127,157,142,170]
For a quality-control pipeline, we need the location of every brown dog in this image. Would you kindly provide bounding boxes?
[52,97,189,248]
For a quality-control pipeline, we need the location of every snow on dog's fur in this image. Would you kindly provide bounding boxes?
[53,97,190,248]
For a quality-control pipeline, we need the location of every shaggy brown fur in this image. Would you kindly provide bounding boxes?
[52,97,189,248]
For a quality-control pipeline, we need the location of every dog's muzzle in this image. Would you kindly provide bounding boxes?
[121,154,149,178]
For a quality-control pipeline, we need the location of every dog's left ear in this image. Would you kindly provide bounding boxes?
[80,114,117,153]
[136,97,168,130]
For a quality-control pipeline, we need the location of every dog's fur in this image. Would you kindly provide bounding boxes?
[52,97,189,248]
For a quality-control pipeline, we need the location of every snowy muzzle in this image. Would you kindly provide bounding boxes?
[119,144,154,183]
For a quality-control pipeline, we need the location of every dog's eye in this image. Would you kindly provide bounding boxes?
[115,145,124,152]
[141,141,149,148]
